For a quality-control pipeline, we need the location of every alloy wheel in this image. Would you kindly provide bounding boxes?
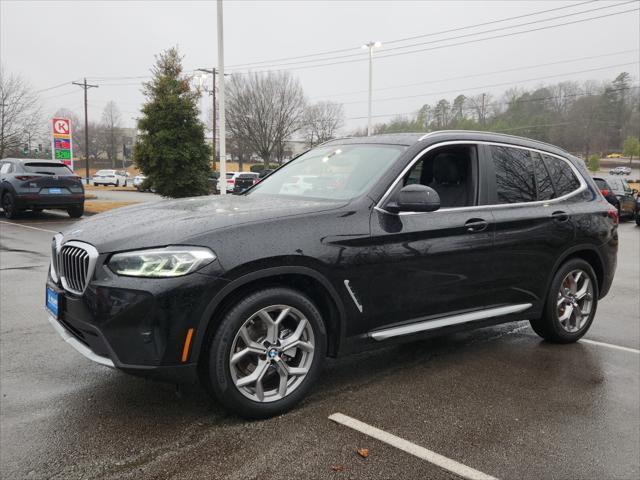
[556,269,594,333]
[229,305,315,403]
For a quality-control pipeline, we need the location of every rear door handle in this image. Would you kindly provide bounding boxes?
[464,218,488,233]
[551,211,569,222]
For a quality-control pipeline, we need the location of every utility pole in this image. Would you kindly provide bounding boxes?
[217,0,227,195]
[72,78,98,184]
[196,67,217,170]
[362,41,381,136]
[481,93,486,126]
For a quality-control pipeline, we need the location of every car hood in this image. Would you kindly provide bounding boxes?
[62,194,347,253]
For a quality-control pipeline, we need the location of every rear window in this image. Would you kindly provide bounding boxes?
[491,146,536,203]
[23,163,72,175]
[96,170,115,175]
[542,155,581,196]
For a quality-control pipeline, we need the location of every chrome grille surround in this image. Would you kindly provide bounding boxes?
[50,233,63,283]
[58,241,99,295]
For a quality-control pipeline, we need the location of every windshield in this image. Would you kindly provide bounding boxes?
[23,163,73,175]
[248,144,406,200]
[96,170,115,175]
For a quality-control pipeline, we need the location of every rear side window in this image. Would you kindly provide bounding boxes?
[594,178,609,190]
[532,152,555,201]
[23,162,72,175]
[491,146,536,203]
[542,155,580,196]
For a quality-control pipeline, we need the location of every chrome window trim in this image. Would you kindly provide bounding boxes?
[369,303,532,341]
[375,140,587,216]
[59,240,99,295]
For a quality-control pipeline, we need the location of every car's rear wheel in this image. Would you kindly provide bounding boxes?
[67,204,84,218]
[530,258,598,343]
[204,287,326,419]
[115,180,120,187]
[2,192,19,219]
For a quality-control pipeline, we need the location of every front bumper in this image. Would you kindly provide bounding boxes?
[46,257,228,382]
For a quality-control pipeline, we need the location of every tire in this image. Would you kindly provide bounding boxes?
[67,204,84,218]
[123,181,127,187]
[2,192,19,219]
[635,214,640,226]
[530,258,598,343]
[115,181,120,187]
[204,287,327,419]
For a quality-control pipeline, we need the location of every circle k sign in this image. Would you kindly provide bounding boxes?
[52,118,71,136]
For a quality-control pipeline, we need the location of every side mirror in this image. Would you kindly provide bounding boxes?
[388,184,440,213]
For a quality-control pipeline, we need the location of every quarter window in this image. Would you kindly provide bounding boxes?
[491,146,536,203]
[542,155,580,196]
[0,162,12,174]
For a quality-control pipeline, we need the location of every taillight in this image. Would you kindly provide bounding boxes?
[600,189,609,196]
[15,175,40,181]
[607,208,619,225]
[227,179,235,184]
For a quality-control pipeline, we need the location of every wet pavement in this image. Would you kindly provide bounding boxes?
[1,213,638,479]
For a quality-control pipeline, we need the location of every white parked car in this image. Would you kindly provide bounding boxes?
[220,172,239,193]
[93,169,129,187]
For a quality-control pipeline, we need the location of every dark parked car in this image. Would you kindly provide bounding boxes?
[233,172,259,193]
[593,175,637,219]
[1,158,84,218]
[45,131,617,418]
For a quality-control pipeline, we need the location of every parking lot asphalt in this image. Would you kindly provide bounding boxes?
[0,214,638,480]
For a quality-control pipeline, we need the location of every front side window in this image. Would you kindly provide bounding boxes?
[491,146,536,203]
[249,144,406,200]
[401,144,477,208]
[542,155,580,197]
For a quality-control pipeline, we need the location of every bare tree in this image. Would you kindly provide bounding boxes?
[0,66,42,158]
[302,101,344,147]
[226,71,306,167]
[99,101,122,167]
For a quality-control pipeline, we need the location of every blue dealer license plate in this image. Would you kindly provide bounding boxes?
[46,286,59,319]
[48,188,62,194]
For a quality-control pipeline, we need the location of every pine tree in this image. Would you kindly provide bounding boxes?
[133,47,210,198]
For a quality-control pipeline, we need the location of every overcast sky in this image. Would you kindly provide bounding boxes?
[1,0,639,133]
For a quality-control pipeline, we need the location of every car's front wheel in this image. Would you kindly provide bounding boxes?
[530,258,598,343]
[204,287,326,419]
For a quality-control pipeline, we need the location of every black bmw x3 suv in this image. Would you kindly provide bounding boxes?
[46,131,618,418]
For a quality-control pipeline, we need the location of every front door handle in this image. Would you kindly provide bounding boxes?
[464,218,488,233]
[551,211,569,222]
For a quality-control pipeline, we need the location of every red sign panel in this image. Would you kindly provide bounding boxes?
[52,118,71,136]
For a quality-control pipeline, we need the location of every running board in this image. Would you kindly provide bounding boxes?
[369,303,532,341]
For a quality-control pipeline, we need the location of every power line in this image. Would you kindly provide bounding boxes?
[341,61,639,106]
[230,7,639,74]
[227,0,598,68]
[311,49,640,100]
[231,1,634,71]
[35,81,78,93]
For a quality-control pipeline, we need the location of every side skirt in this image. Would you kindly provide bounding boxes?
[369,304,532,341]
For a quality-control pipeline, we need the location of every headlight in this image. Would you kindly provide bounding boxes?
[108,246,216,278]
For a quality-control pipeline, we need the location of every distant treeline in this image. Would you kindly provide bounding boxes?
[356,72,639,157]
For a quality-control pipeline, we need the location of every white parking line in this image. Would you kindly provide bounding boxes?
[0,221,57,234]
[329,412,498,480]
[580,338,640,354]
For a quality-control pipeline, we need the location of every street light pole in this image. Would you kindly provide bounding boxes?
[217,0,227,195]
[362,41,381,137]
